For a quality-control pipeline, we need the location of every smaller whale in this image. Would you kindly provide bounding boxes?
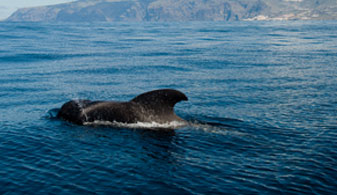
[57,89,188,125]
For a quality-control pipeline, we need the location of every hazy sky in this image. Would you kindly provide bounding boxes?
[0,0,76,20]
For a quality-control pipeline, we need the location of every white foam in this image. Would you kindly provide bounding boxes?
[83,120,187,129]
[185,121,247,137]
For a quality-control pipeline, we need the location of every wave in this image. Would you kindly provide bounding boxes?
[0,52,108,63]
[47,108,242,133]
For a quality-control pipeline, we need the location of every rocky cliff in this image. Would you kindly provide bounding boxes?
[6,0,337,22]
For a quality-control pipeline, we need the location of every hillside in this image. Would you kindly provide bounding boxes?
[6,0,337,22]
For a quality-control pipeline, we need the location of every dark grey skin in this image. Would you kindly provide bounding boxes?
[57,89,188,125]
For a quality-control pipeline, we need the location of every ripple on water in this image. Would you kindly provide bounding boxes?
[0,21,337,194]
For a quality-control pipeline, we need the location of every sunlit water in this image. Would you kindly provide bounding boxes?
[0,21,336,194]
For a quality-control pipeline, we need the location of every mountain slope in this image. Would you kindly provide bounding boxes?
[6,0,337,22]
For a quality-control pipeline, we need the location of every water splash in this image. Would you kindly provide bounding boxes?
[73,99,89,121]
[83,120,188,129]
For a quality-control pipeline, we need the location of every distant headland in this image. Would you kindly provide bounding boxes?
[5,0,337,22]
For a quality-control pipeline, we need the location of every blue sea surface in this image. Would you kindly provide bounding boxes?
[0,21,337,194]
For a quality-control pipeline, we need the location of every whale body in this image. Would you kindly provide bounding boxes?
[57,89,188,125]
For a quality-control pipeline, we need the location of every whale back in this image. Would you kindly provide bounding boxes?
[130,89,188,121]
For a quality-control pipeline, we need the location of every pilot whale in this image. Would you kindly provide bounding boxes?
[57,89,188,125]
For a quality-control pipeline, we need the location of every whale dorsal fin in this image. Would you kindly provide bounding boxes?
[131,89,188,112]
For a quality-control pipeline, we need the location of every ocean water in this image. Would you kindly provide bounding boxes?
[0,21,337,194]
